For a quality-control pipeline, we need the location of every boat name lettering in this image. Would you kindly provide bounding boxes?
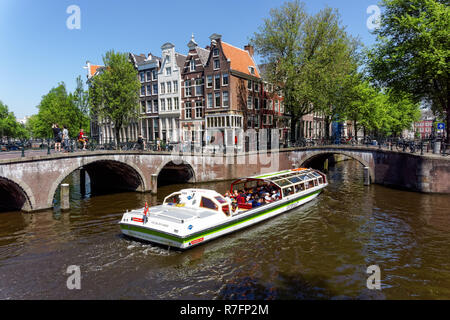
[131,217,144,223]
[151,221,169,228]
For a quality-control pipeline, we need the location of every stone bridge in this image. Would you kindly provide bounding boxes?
[0,146,449,212]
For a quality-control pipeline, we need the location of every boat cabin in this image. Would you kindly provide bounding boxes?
[230,168,327,209]
[163,189,232,216]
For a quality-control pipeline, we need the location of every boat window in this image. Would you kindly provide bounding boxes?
[318,177,323,184]
[299,175,307,181]
[313,172,321,177]
[288,177,301,184]
[314,179,318,186]
[200,197,218,210]
[215,196,226,204]
[222,205,230,216]
[282,187,294,197]
[295,183,305,192]
[274,179,292,187]
[307,173,316,179]
[164,193,182,205]
[308,180,314,189]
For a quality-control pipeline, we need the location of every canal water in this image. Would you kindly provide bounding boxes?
[0,160,449,300]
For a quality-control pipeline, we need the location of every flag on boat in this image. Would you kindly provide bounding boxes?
[144,202,149,215]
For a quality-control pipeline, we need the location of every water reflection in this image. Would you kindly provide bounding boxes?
[0,160,449,299]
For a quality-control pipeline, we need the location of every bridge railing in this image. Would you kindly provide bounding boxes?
[1,137,448,159]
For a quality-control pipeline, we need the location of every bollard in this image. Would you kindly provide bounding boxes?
[323,158,329,172]
[433,140,441,154]
[60,184,70,210]
[151,174,158,194]
[363,167,370,186]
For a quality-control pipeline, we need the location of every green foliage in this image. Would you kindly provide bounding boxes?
[89,50,140,146]
[28,81,90,139]
[366,0,449,140]
[250,1,360,138]
[0,100,29,139]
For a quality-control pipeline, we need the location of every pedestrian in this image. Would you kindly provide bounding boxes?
[137,134,146,150]
[156,138,161,151]
[52,124,62,152]
[62,125,69,152]
[78,128,87,150]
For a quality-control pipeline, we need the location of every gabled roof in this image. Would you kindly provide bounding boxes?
[196,47,210,66]
[175,53,187,69]
[221,42,260,78]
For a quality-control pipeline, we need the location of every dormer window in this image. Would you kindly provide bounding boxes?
[214,59,220,69]
[190,59,196,72]
[249,66,255,75]
[213,48,219,57]
[166,55,170,62]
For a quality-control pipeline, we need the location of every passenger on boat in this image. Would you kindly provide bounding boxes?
[237,191,246,204]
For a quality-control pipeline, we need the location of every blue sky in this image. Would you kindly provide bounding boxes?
[0,0,382,118]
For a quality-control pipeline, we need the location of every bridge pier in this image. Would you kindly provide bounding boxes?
[151,174,158,195]
[80,168,86,197]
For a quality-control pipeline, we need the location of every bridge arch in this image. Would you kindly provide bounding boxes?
[156,159,196,186]
[297,149,375,181]
[47,158,147,209]
[0,176,35,212]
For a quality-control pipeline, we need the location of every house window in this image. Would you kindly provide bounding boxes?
[184,80,192,97]
[152,70,157,80]
[214,74,220,89]
[207,93,213,108]
[213,48,219,57]
[160,98,165,111]
[249,66,255,75]
[153,83,158,94]
[141,101,145,113]
[254,82,259,92]
[153,99,158,113]
[167,98,172,111]
[263,99,268,109]
[140,72,145,82]
[174,97,179,110]
[166,67,171,76]
[185,102,192,119]
[147,100,152,113]
[207,75,213,88]
[222,73,228,86]
[247,96,252,109]
[214,59,220,69]
[146,71,151,82]
[223,91,229,107]
[190,59,196,72]
[215,92,220,107]
[160,83,165,94]
[254,97,259,110]
[140,86,145,96]
[167,81,172,93]
[195,78,203,96]
[146,85,151,96]
[275,100,279,112]
[247,80,252,90]
[173,80,178,93]
[195,101,203,118]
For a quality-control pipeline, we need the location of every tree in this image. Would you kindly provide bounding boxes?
[29,82,88,139]
[89,50,140,147]
[0,100,29,140]
[72,75,90,133]
[366,0,449,142]
[250,1,360,141]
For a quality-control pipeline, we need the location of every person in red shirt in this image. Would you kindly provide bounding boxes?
[78,129,87,150]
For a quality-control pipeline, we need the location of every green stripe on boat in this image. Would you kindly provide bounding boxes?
[121,190,320,244]
[253,170,291,179]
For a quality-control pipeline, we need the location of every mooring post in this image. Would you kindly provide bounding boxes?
[324,158,329,172]
[363,167,370,186]
[151,174,158,194]
[60,183,70,210]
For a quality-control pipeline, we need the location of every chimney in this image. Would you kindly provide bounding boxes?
[244,44,254,57]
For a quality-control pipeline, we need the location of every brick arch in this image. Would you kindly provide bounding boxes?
[298,150,375,181]
[156,158,197,184]
[46,157,148,209]
[0,176,35,212]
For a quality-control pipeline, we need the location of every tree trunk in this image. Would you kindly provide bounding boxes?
[290,115,299,143]
[446,106,450,144]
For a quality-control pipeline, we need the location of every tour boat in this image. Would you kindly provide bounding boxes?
[119,168,328,249]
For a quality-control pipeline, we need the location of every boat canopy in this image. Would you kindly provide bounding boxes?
[232,168,326,190]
